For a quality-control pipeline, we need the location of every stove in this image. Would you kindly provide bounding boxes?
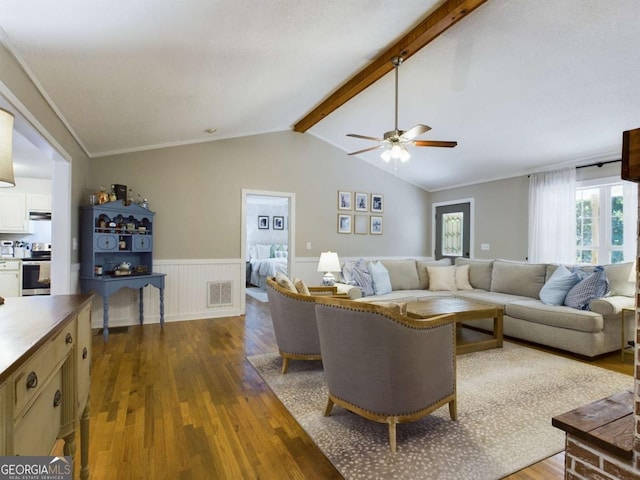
[21,242,52,296]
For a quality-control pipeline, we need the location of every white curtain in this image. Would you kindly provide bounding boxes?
[623,180,638,262]
[528,167,576,264]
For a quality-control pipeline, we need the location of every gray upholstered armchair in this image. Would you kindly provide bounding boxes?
[266,277,336,374]
[315,297,457,453]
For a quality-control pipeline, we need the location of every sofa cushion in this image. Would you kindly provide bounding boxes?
[454,258,494,291]
[564,266,610,310]
[539,265,581,306]
[546,262,633,298]
[416,258,451,289]
[505,300,603,333]
[368,261,392,295]
[427,266,457,291]
[490,260,546,299]
[380,259,421,290]
[455,290,533,308]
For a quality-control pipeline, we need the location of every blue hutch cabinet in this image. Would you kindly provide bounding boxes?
[80,200,165,340]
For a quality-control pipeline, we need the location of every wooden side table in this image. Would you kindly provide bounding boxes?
[620,307,635,362]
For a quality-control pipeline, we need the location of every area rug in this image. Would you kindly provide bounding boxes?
[246,287,268,302]
[248,342,632,480]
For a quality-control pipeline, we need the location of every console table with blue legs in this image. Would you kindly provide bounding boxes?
[80,273,166,341]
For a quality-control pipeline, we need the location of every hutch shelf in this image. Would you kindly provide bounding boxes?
[80,200,165,340]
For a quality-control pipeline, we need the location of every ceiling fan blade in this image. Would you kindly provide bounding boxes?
[400,124,431,141]
[347,145,385,155]
[413,140,458,148]
[346,133,383,142]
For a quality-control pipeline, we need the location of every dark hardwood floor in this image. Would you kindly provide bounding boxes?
[82,295,633,479]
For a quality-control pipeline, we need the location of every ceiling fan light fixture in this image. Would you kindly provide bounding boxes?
[346,55,457,165]
[399,146,411,162]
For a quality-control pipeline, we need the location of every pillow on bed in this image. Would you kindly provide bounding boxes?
[256,244,271,259]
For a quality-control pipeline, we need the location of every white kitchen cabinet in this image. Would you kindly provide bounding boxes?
[0,194,28,233]
[0,260,21,297]
[27,194,52,213]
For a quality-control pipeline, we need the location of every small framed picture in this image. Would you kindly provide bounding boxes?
[354,214,368,234]
[258,216,269,229]
[273,216,284,230]
[355,192,368,212]
[370,216,383,235]
[338,214,352,234]
[338,191,352,210]
[371,194,384,213]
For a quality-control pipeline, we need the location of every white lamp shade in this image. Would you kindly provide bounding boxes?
[0,108,15,188]
[317,251,341,273]
[629,259,637,283]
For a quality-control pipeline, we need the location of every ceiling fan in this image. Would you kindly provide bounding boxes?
[346,56,457,169]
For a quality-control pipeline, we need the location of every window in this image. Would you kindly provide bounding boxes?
[441,212,464,256]
[575,182,624,264]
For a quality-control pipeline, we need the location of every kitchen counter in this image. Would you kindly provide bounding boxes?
[0,294,93,478]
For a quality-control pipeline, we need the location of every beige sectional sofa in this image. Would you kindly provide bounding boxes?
[338,258,635,358]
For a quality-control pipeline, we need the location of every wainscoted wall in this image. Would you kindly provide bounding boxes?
[82,259,243,329]
[77,256,435,329]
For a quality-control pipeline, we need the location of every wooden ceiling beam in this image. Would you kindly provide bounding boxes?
[293,0,488,133]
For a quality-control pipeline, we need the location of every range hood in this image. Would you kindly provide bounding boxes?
[29,211,51,221]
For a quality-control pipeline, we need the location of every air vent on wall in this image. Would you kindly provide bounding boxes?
[207,280,233,307]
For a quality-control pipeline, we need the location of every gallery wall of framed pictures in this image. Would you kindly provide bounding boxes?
[337,190,383,235]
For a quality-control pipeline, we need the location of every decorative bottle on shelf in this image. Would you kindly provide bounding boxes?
[96,185,109,205]
[142,198,149,209]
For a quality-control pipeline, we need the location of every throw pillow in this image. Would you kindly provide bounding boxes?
[275,271,297,293]
[294,278,310,295]
[256,244,271,259]
[427,266,457,291]
[349,259,375,296]
[455,264,473,290]
[416,259,452,289]
[368,261,392,295]
[375,301,407,316]
[340,260,357,284]
[539,265,581,306]
[563,266,610,310]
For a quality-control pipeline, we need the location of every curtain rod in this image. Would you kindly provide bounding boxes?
[527,159,621,177]
[575,159,621,169]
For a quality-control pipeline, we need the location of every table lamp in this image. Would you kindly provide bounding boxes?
[317,251,341,286]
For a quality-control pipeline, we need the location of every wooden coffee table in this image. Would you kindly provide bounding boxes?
[406,297,504,354]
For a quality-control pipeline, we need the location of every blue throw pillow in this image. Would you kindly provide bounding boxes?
[539,265,581,306]
[563,266,610,310]
[368,261,392,295]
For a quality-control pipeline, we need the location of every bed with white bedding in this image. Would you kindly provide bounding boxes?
[248,244,288,289]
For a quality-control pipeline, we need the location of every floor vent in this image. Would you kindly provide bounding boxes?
[207,280,233,307]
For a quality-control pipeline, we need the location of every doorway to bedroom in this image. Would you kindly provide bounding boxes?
[241,189,295,305]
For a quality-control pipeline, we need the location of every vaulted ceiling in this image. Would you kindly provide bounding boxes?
[2,0,639,190]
